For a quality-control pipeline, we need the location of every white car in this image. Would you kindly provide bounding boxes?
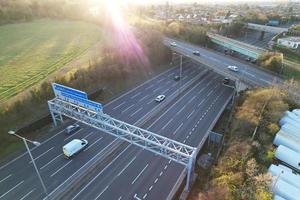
[193,51,200,56]
[170,42,177,47]
[63,139,88,158]
[155,95,166,102]
[227,65,239,72]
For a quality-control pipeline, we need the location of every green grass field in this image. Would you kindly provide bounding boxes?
[0,19,102,102]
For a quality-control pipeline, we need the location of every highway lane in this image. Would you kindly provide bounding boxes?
[65,70,233,200]
[164,37,283,87]
[0,61,206,200]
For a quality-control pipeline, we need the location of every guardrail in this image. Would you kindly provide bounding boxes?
[46,62,206,199]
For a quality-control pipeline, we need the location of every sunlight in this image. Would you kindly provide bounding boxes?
[103,0,150,67]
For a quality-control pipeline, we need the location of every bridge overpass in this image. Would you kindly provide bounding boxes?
[246,23,289,34]
[207,33,267,59]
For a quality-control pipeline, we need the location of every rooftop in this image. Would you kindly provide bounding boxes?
[279,37,300,43]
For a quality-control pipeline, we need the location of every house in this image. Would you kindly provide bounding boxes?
[277,37,300,50]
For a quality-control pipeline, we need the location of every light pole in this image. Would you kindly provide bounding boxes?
[172,52,184,95]
[8,131,49,198]
[179,54,183,94]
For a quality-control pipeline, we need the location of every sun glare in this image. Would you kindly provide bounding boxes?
[103,0,150,68]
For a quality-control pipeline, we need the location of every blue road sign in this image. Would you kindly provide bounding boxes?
[52,83,88,100]
[52,83,102,112]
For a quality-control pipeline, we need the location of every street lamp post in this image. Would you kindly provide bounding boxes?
[8,131,49,198]
[179,54,183,94]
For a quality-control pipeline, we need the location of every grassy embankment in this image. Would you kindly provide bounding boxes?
[0,18,171,157]
[0,19,102,102]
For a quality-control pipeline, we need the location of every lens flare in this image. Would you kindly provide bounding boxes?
[104,0,150,67]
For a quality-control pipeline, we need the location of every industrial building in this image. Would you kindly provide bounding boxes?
[270,109,300,200]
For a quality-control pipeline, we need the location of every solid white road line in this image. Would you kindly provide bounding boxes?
[113,101,126,110]
[50,160,72,177]
[162,118,173,130]
[84,137,103,152]
[149,80,204,128]
[63,128,84,141]
[173,123,183,135]
[130,107,143,118]
[131,164,149,184]
[117,156,137,176]
[143,193,147,199]
[19,189,35,200]
[83,131,94,139]
[187,110,195,119]
[0,174,12,184]
[131,92,142,99]
[122,104,134,113]
[0,180,24,198]
[207,90,213,97]
[134,194,142,200]
[138,95,149,103]
[178,105,186,114]
[0,127,67,171]
[187,96,196,104]
[198,99,205,107]
[71,144,131,200]
[40,154,61,170]
[29,147,54,164]
[94,185,109,200]
[105,66,176,107]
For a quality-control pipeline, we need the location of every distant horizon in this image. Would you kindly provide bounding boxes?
[127,0,294,5]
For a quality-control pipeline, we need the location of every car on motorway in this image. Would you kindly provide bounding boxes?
[63,139,88,158]
[170,42,177,47]
[193,50,200,56]
[65,124,80,135]
[155,95,166,102]
[223,77,230,85]
[251,59,257,64]
[174,75,181,81]
[227,65,239,72]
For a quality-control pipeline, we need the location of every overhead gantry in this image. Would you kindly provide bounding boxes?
[48,83,197,191]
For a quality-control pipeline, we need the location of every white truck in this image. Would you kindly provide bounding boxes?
[63,139,88,158]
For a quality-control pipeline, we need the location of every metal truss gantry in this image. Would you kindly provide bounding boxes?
[48,98,197,191]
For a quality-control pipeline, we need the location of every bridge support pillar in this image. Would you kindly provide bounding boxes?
[260,31,265,40]
[48,102,63,126]
[185,151,196,191]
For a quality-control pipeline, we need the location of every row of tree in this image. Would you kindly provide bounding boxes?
[197,87,290,200]
[0,0,91,24]
[0,19,172,156]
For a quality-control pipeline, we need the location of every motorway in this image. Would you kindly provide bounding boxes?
[61,68,233,200]
[165,37,283,87]
[0,59,233,199]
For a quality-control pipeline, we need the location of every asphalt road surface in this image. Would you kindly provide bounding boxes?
[165,37,283,87]
[0,59,233,200]
[66,70,233,200]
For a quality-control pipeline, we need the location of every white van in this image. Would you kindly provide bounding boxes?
[63,139,88,158]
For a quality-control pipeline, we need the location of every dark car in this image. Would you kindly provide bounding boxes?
[223,77,230,85]
[174,75,181,81]
[65,124,80,135]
